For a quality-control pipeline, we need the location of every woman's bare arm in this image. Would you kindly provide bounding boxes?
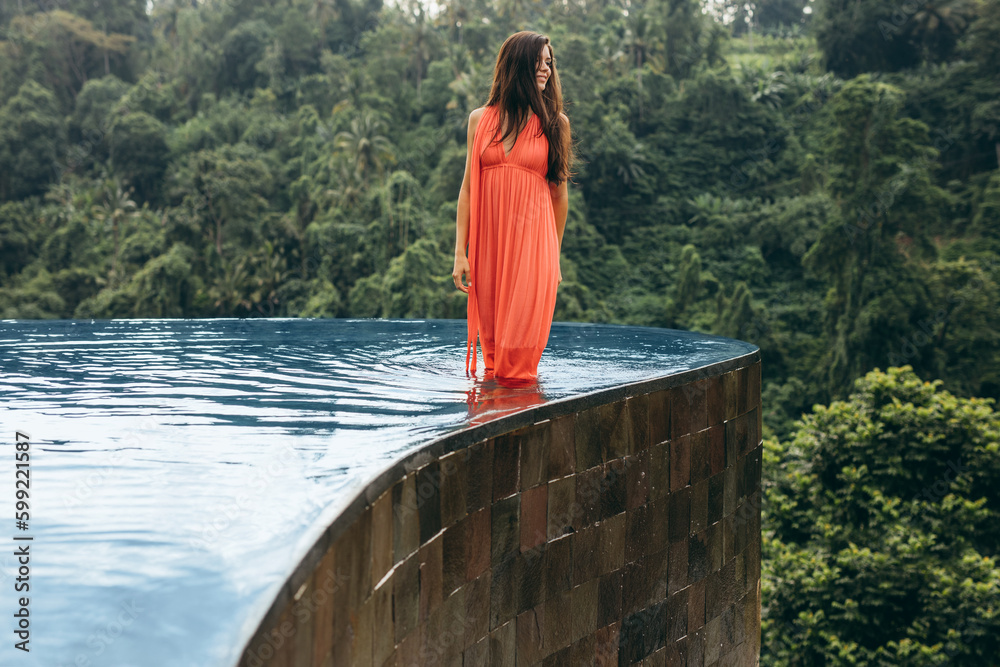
[453,107,485,293]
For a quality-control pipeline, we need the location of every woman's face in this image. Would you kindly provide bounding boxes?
[536,44,552,92]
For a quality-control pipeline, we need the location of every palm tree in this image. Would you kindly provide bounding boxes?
[334,113,395,184]
[94,178,137,283]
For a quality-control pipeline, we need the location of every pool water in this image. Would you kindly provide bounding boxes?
[0,318,756,666]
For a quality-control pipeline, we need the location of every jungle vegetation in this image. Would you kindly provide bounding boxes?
[0,0,997,662]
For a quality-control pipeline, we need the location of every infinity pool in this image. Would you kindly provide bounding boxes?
[0,318,756,666]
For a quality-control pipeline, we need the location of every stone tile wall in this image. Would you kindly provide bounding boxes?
[239,360,762,667]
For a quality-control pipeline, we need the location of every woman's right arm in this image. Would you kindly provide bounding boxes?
[453,107,484,293]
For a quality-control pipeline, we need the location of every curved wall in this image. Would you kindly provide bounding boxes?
[238,355,762,667]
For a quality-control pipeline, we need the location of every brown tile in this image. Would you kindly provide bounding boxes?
[668,487,690,544]
[465,572,492,647]
[542,589,573,654]
[706,375,724,428]
[671,380,707,440]
[704,611,723,664]
[417,461,442,545]
[737,365,750,415]
[645,547,669,608]
[442,521,466,598]
[597,513,627,576]
[350,595,374,667]
[392,474,419,565]
[395,631,419,667]
[517,549,546,617]
[489,619,516,667]
[464,635,489,666]
[723,467,736,519]
[748,362,761,410]
[440,451,468,529]
[311,549,338,665]
[571,579,599,642]
[516,607,545,665]
[336,511,373,610]
[594,622,620,667]
[687,627,706,667]
[423,586,466,665]
[600,458,627,519]
[394,552,419,644]
[708,473,724,526]
[541,644,572,667]
[466,440,494,514]
[721,370,739,422]
[372,490,393,588]
[568,634,597,667]
[627,393,651,453]
[721,515,735,564]
[547,475,576,540]
[626,450,650,511]
[491,495,520,567]
[548,414,576,479]
[575,465,603,529]
[625,504,649,564]
[372,578,394,666]
[648,441,670,501]
[573,523,601,586]
[621,558,648,616]
[688,530,708,583]
[690,479,709,536]
[575,406,603,471]
[493,434,520,502]
[667,538,689,595]
[600,400,633,461]
[490,556,517,630]
[597,570,622,629]
[662,635,687,667]
[666,585,688,642]
[707,521,723,574]
[648,390,670,446]
[645,497,668,556]
[520,483,548,553]
[669,435,690,492]
[544,534,573,599]
[465,508,491,582]
[517,423,550,491]
[709,424,725,476]
[687,578,706,635]
[419,533,444,624]
[690,428,711,485]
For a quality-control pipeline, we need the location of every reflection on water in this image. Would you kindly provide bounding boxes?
[0,318,755,666]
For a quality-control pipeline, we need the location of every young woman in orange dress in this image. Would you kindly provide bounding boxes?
[452,31,574,386]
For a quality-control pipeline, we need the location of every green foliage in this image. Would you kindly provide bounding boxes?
[763,366,1000,665]
[0,80,64,200]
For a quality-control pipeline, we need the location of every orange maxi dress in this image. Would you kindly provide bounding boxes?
[466,105,560,383]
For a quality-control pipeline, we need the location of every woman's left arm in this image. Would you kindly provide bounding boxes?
[550,179,568,249]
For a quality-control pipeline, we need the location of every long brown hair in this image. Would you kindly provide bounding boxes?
[485,31,575,185]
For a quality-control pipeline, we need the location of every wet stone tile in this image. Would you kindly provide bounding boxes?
[621,558,648,617]
[491,495,520,568]
[594,621,619,667]
[709,425,725,477]
[440,451,468,529]
[548,414,576,479]
[542,589,573,655]
[668,487,690,544]
[597,570,622,629]
[706,375,724,428]
[493,435,520,502]
[419,533,444,624]
[393,553,419,644]
[708,473,724,526]
[648,441,670,502]
[688,578,706,634]
[417,461,442,545]
[626,450,650,511]
[547,475,576,540]
[620,600,666,665]
[600,458,627,520]
[517,549,545,615]
[442,521,466,598]
[465,508,491,583]
[372,490,394,588]
[666,585,688,642]
[625,504,650,564]
[669,436,690,492]
[690,429,711,485]
[600,400,632,461]
[627,393,651,454]
[516,607,545,665]
[517,423,549,492]
[575,406,603,472]
[688,530,709,583]
[575,466,603,529]
[489,620,516,667]
[490,556,517,631]
[690,479,709,536]
[571,579,599,642]
[667,538,689,595]
[392,474,419,565]
[464,572,491,648]
[544,534,573,599]
[465,440,494,514]
[648,390,670,446]
[520,483,548,553]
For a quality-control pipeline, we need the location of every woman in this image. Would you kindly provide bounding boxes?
[452,31,574,385]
